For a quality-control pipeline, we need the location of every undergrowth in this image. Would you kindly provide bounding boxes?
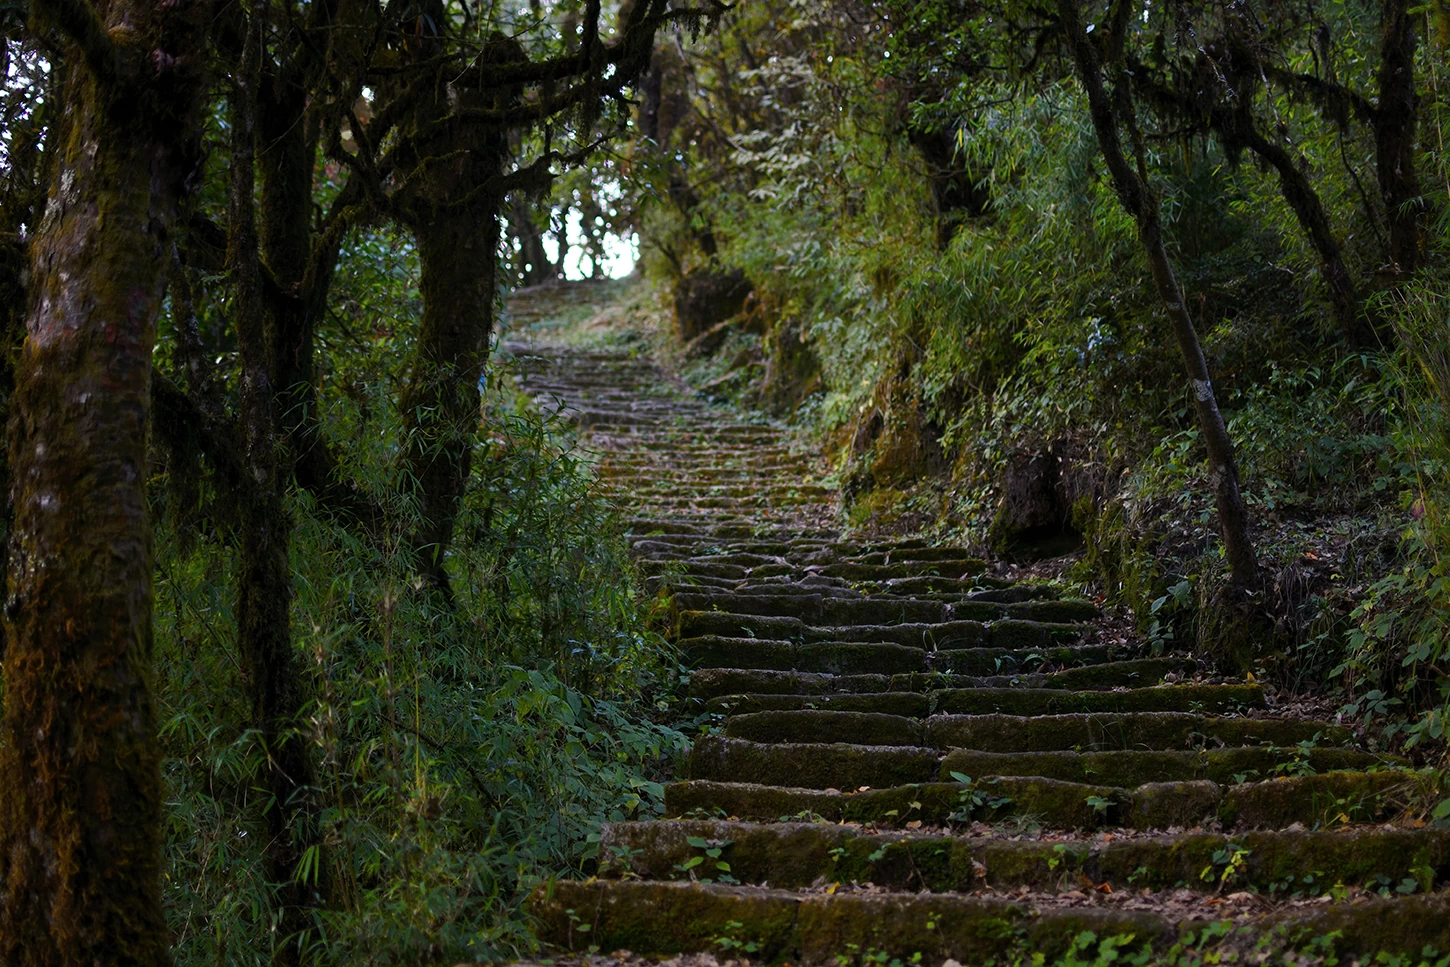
[153,239,686,965]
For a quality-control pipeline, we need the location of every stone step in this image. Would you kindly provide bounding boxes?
[676,612,1086,649]
[685,638,928,675]
[693,657,1192,704]
[687,735,1397,790]
[530,879,1450,961]
[596,819,1450,896]
[685,652,1147,702]
[931,682,1266,716]
[706,692,934,716]
[665,769,1418,830]
[698,681,1259,716]
[902,657,1198,690]
[720,708,1347,750]
[923,711,1352,751]
[939,745,1399,787]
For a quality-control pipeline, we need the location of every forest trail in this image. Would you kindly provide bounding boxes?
[509,309,1448,963]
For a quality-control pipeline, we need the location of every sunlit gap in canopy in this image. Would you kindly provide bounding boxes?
[533,176,638,281]
[540,211,638,280]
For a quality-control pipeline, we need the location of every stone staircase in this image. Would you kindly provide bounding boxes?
[509,339,1448,963]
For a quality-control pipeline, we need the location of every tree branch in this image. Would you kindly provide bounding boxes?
[30,0,123,89]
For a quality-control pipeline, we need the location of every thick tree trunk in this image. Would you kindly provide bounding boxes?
[402,203,501,595]
[1376,0,1423,275]
[0,4,204,960]
[1057,0,1258,591]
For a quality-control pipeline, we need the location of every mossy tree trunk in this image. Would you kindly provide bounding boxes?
[1375,0,1423,276]
[1057,0,1259,592]
[402,201,503,595]
[227,11,326,957]
[0,0,205,962]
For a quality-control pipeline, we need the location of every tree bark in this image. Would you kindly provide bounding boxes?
[510,193,558,285]
[1057,0,1258,590]
[402,203,501,595]
[228,11,325,957]
[0,1,204,961]
[1375,0,1422,275]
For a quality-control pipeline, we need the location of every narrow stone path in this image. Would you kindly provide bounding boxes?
[510,334,1449,963]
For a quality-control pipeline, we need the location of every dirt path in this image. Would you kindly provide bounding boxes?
[504,303,1447,964]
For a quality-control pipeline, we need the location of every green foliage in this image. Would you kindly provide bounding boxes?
[153,234,685,965]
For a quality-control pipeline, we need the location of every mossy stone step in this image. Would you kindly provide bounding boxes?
[931,682,1266,716]
[705,692,933,717]
[534,857,1450,961]
[815,562,983,581]
[718,702,1327,750]
[923,711,1351,752]
[690,735,1399,791]
[531,879,1195,962]
[931,643,1124,675]
[683,636,928,675]
[724,710,924,746]
[676,612,1087,650]
[665,777,1118,828]
[690,736,938,789]
[898,657,1195,692]
[671,592,950,626]
[689,666,893,698]
[596,819,1450,896]
[940,746,1400,787]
